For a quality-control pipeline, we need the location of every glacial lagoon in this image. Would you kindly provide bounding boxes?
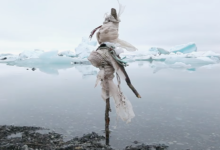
[1,57,220,149]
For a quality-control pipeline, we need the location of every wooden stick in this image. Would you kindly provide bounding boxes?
[111,8,118,20]
[105,98,110,145]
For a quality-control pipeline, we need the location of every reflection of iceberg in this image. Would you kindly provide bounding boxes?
[151,56,219,73]
[151,62,192,73]
[75,65,98,78]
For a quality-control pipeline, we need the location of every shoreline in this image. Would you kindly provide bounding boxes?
[0,125,168,150]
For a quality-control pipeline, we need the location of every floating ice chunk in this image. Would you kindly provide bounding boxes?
[170,43,197,54]
[19,49,44,59]
[58,50,76,57]
[0,54,19,62]
[1,39,219,75]
[148,43,196,56]
[1,49,44,62]
[5,50,74,75]
[39,50,57,59]
[37,50,73,64]
[149,47,170,55]
[202,51,220,58]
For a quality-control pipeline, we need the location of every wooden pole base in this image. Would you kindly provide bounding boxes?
[105,98,110,145]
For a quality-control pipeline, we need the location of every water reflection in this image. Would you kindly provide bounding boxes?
[1,58,219,77]
[1,60,220,150]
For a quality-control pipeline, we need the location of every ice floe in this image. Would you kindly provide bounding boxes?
[0,38,219,75]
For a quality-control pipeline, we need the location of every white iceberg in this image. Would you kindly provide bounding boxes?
[0,54,19,62]
[74,37,97,60]
[19,49,44,59]
[58,50,76,57]
[149,47,170,55]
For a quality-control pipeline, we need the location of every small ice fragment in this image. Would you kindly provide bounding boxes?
[75,65,98,78]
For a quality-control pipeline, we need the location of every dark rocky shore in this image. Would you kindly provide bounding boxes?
[0,125,169,150]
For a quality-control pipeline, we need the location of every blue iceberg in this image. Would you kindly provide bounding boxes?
[170,43,197,54]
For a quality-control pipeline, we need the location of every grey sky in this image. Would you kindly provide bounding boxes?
[0,0,219,53]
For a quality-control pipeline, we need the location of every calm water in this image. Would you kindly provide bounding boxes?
[0,62,220,150]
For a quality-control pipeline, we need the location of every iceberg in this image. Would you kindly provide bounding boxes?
[74,37,97,60]
[6,50,74,75]
[149,47,170,55]
[0,38,219,74]
[130,43,219,72]
[144,43,197,56]
[0,37,98,75]
[19,49,44,59]
[170,43,197,54]
[0,49,97,76]
[58,50,76,57]
[0,54,19,62]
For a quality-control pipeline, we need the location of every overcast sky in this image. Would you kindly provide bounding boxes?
[0,0,220,54]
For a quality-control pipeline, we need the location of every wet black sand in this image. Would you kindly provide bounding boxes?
[0,125,169,150]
